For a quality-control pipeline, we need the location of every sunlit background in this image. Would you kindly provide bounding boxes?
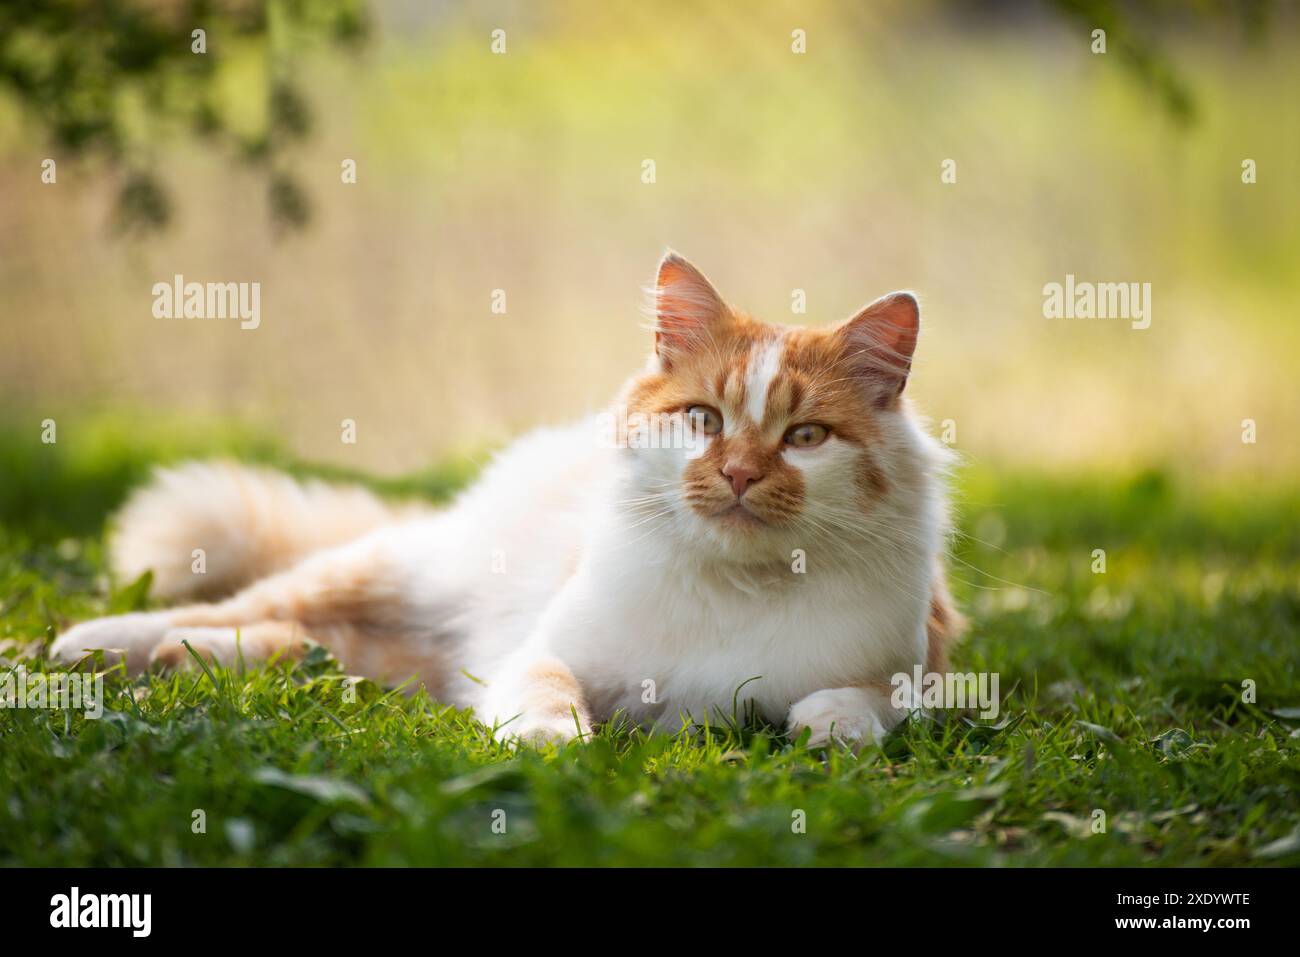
[2,0,1297,479]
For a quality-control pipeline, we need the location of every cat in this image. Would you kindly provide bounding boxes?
[50,251,962,747]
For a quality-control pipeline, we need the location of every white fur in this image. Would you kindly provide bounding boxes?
[743,337,785,428]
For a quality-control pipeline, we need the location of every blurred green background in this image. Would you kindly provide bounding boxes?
[0,0,1297,478]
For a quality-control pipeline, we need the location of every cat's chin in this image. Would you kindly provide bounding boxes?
[710,502,769,531]
[687,503,796,564]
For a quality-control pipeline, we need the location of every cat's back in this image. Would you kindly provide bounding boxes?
[421,415,614,612]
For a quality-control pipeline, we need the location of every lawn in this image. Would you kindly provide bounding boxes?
[1,418,1298,866]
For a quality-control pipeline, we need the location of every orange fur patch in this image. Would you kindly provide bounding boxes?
[167,548,452,691]
[522,658,590,724]
[925,568,965,674]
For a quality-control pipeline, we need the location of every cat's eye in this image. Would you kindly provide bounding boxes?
[687,405,723,435]
[784,423,829,448]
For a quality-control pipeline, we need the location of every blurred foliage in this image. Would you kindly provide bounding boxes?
[0,0,1281,234]
[0,0,368,233]
[1046,0,1279,125]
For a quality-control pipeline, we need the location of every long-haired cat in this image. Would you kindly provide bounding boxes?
[51,251,961,746]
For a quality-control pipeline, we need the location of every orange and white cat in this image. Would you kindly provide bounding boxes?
[51,252,961,746]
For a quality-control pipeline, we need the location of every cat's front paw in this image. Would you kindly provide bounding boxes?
[48,611,176,673]
[495,711,592,747]
[482,655,594,748]
[786,687,898,749]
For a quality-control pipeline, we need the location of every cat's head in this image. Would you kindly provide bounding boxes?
[617,250,933,564]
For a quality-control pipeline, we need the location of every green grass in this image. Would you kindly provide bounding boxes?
[1,418,1298,866]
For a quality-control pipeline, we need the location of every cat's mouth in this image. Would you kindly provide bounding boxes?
[712,502,768,529]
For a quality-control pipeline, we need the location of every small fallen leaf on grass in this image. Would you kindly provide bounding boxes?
[1041,811,1092,839]
[1151,727,1200,756]
[252,767,370,806]
[1252,828,1300,861]
[1076,721,1123,744]
[438,763,527,797]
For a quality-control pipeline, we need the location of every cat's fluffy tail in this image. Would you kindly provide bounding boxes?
[110,461,425,602]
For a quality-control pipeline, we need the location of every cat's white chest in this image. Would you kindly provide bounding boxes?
[556,564,923,727]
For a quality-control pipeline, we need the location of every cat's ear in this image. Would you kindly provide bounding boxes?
[834,291,920,405]
[651,251,728,367]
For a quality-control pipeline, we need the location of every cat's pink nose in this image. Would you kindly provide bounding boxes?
[722,463,763,498]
